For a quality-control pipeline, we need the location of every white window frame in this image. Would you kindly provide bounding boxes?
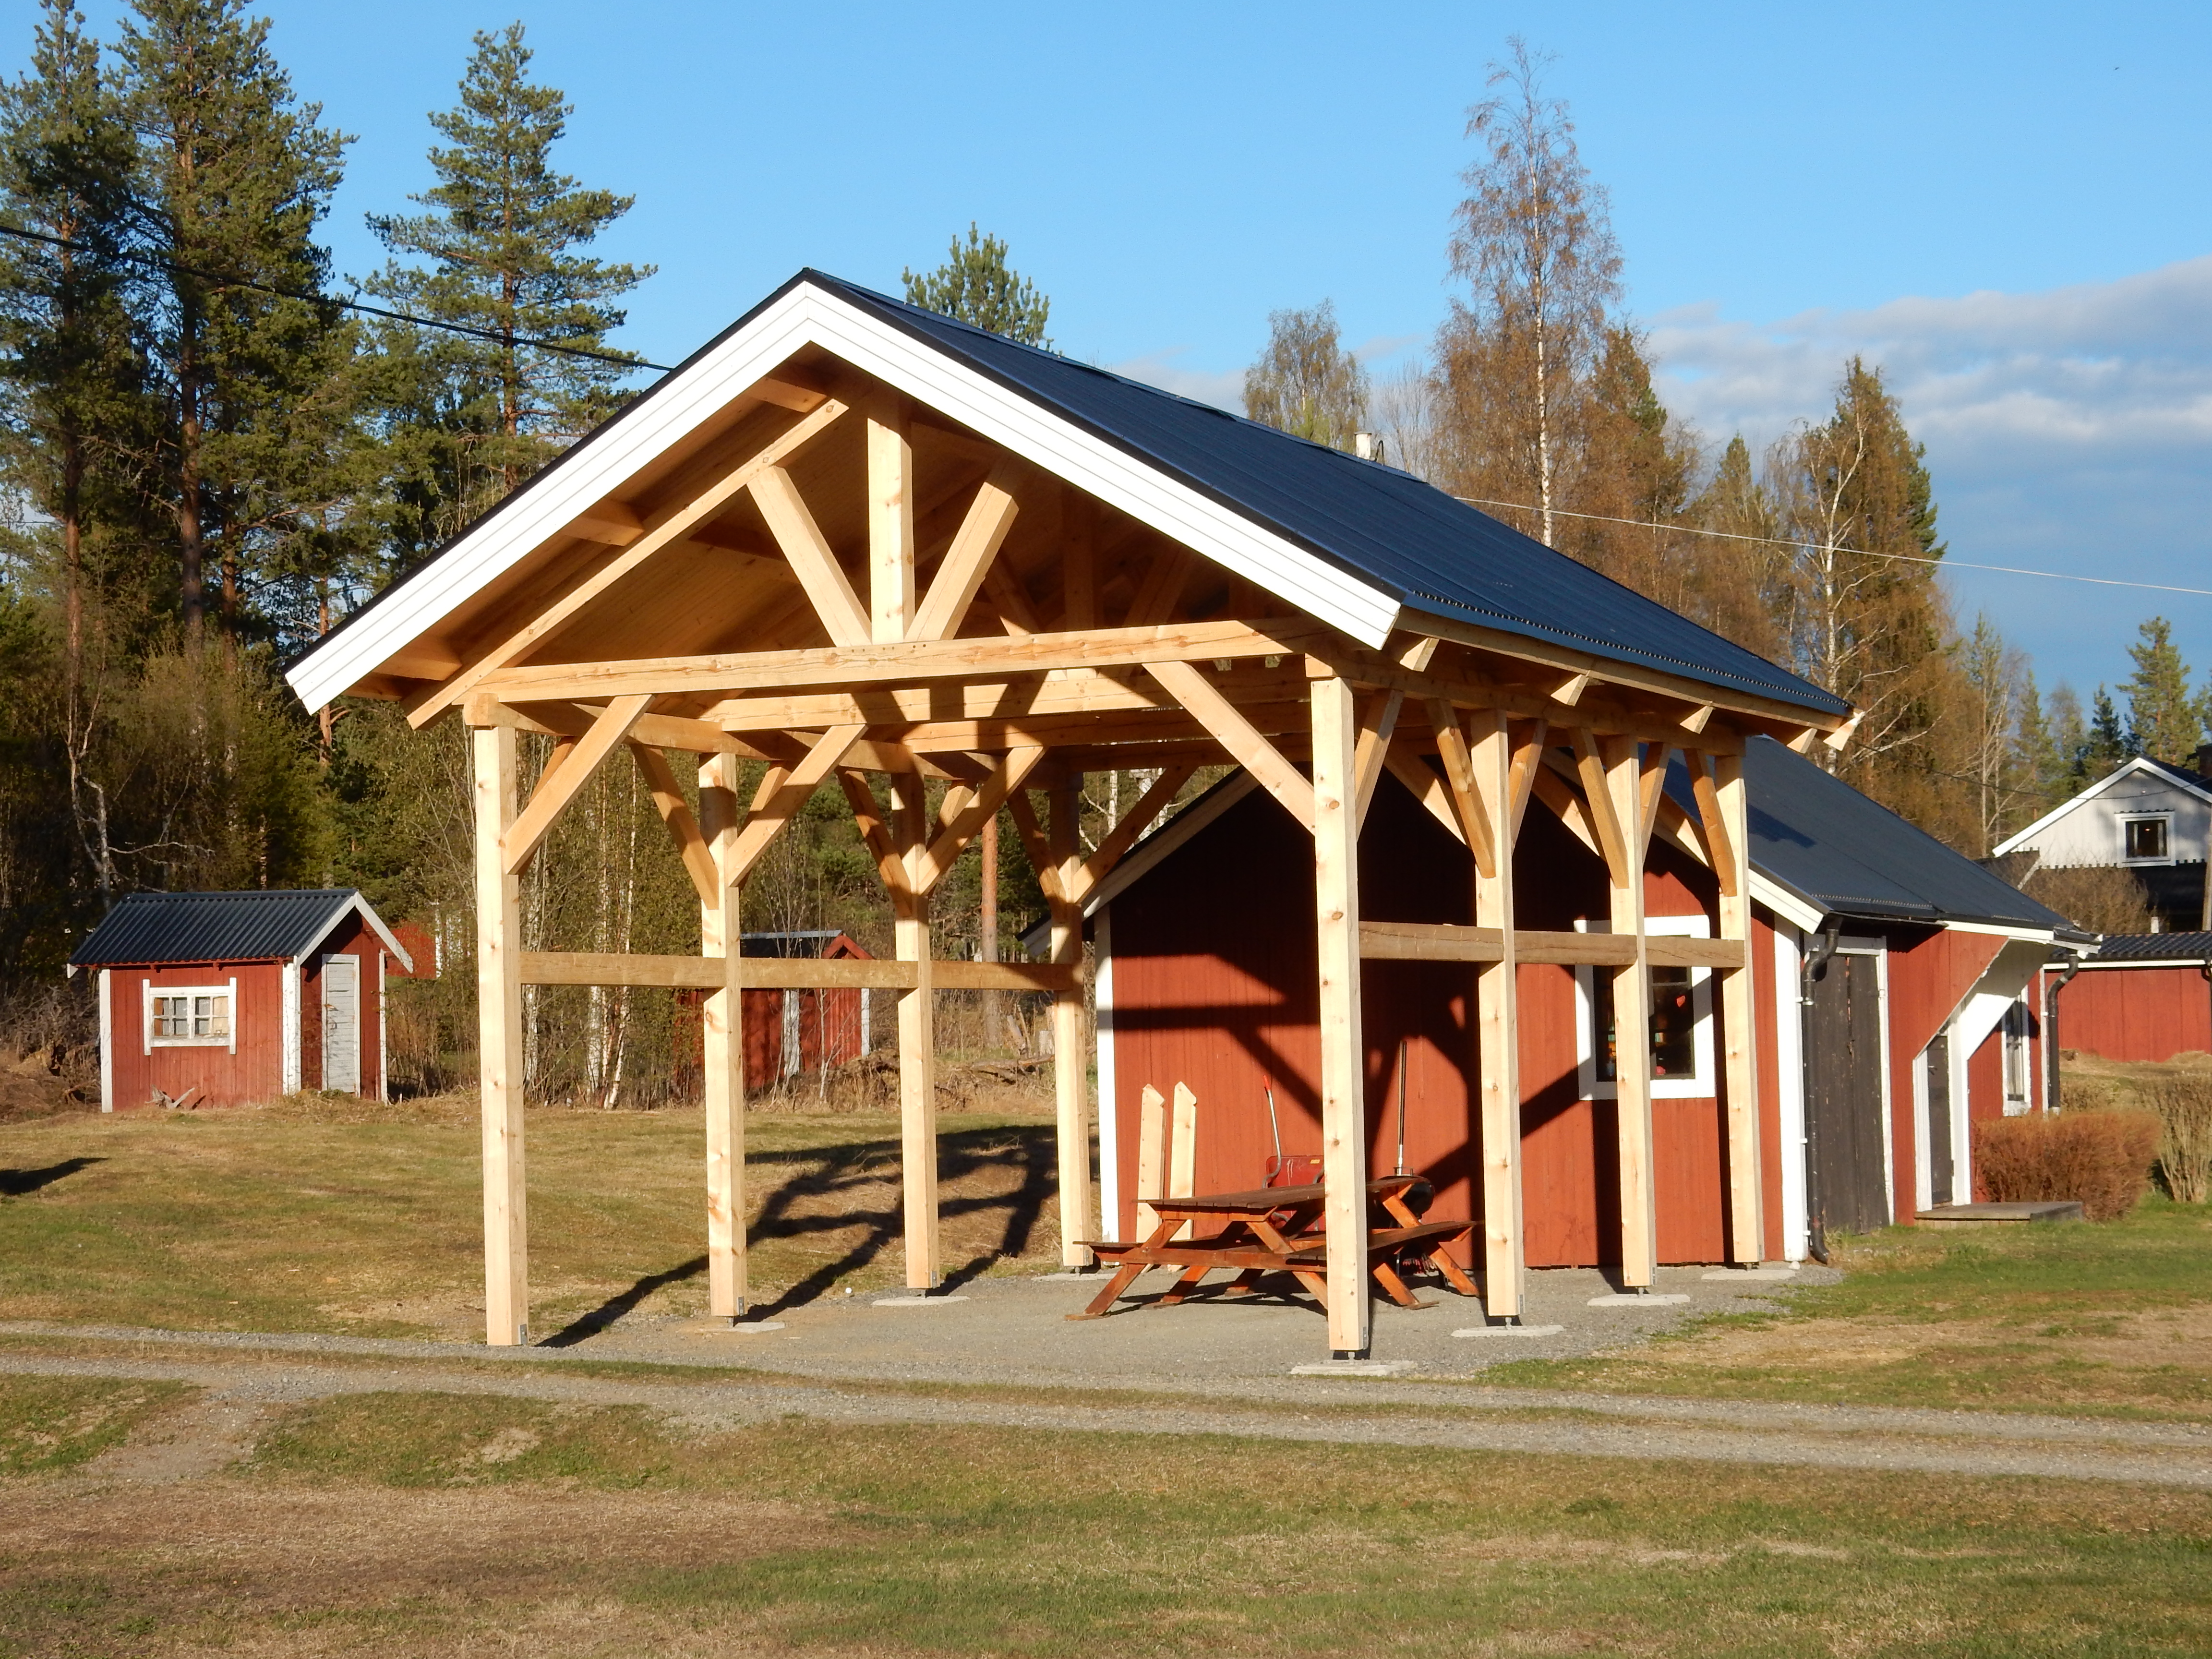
[145,977,238,1052]
[2120,812,2175,865]
[1575,914,1716,1101]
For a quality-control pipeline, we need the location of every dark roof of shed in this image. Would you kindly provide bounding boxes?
[69,890,365,968]
[2081,931,2212,963]
[1692,738,2081,934]
[806,274,1843,715]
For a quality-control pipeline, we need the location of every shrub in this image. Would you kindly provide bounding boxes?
[1973,1109,2161,1221]
[2138,1073,2212,1203]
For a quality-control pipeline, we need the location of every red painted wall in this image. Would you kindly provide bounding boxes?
[2058,966,2212,1062]
[301,914,387,1098]
[104,962,286,1108]
[1103,780,1745,1268]
[1879,926,2006,1222]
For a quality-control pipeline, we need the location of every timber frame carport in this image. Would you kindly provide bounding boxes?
[286,270,1854,1359]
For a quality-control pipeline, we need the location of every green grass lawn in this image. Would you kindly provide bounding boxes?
[1487,1197,2212,1418]
[3,1377,2208,1657]
[0,1098,1066,1341]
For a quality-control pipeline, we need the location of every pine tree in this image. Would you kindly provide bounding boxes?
[1242,301,1367,451]
[369,22,653,509]
[115,0,352,647]
[1432,36,1621,549]
[902,224,1051,346]
[2047,683,2088,786]
[2010,672,2065,819]
[2120,615,2201,764]
[1686,432,1787,658]
[2085,686,2132,778]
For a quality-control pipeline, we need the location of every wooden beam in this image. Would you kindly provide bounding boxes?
[473,722,528,1347]
[870,413,915,644]
[1048,774,1093,1268]
[1063,491,1097,630]
[1382,745,1466,847]
[1529,761,1601,858]
[838,769,912,897]
[983,557,1041,635]
[1427,698,1498,880]
[382,641,461,680]
[699,753,746,1319]
[1637,741,1673,855]
[570,499,643,545]
[1147,657,1318,832]
[1688,750,1739,898]
[1004,787,1066,903]
[517,950,1077,992]
[1506,720,1548,842]
[706,659,1318,731]
[1468,705,1523,1321]
[1066,763,1198,904]
[1551,670,1591,706]
[891,766,940,1289]
[1571,728,1633,887]
[914,746,1047,895]
[501,694,650,876]
[413,398,848,723]
[1352,690,1405,823]
[629,741,721,909]
[481,619,1324,705]
[911,464,1021,643]
[747,466,871,648]
[1125,545,1195,629]
[1357,921,1743,968]
[1311,676,1370,1357]
[1603,734,1658,1291]
[1714,750,1764,1265]
[724,724,867,888]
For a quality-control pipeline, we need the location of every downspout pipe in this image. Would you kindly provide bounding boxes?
[2045,953,2081,1113]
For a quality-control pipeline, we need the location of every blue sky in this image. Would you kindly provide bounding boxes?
[25,2,2212,703]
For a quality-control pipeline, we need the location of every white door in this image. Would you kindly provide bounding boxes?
[322,955,360,1094]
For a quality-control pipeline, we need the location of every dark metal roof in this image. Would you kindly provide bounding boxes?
[809,274,1844,716]
[1690,738,2080,934]
[2080,930,2212,963]
[738,930,866,960]
[68,890,366,968]
[298,272,1845,720]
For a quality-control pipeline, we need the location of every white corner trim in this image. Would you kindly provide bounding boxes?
[1094,904,1119,1241]
[97,969,112,1113]
[1081,771,1262,917]
[281,961,302,1094]
[285,280,1401,711]
[228,975,238,1056]
[378,950,389,1104]
[1771,924,1807,1262]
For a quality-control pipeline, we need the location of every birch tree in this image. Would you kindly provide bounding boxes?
[1243,301,1368,451]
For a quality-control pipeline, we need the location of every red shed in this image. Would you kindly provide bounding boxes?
[67,890,416,1110]
[675,929,876,1093]
[1082,737,2084,1267]
[2040,932,2212,1065]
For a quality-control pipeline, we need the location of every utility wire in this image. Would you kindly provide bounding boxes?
[0,220,673,373]
[1455,495,2212,600]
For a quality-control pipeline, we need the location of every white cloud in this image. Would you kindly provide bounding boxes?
[1110,347,1244,414]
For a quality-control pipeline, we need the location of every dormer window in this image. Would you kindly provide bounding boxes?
[2123,815,2172,863]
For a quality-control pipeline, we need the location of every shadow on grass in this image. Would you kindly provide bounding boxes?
[0,1156,103,1197]
[544,1255,709,1346]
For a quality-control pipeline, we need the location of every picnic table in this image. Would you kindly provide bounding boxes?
[1070,1174,1479,1320]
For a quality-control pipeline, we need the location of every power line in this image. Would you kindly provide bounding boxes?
[1456,495,2212,601]
[0,220,672,373]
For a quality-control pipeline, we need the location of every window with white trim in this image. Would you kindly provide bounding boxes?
[2122,815,2172,863]
[148,986,232,1046]
[1575,914,1717,1100]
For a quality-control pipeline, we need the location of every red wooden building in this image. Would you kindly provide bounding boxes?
[2041,932,2212,1065]
[67,890,418,1110]
[675,929,876,1092]
[1083,737,2085,1265]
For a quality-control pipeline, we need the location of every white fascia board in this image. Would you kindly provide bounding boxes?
[290,893,412,974]
[1992,758,2212,856]
[287,282,1400,712]
[1940,920,2060,944]
[1749,869,1826,935]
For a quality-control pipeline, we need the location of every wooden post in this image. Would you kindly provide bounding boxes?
[1602,736,1658,1289]
[979,811,1000,1050]
[1135,1082,1166,1236]
[892,765,940,1287]
[698,753,746,1317]
[1468,707,1525,1320]
[1310,675,1370,1357]
[472,720,528,1346]
[1049,773,1094,1266]
[1713,751,1764,1262]
[867,412,914,645]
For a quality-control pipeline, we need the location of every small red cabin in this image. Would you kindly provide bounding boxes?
[2042,932,2212,1064]
[676,929,876,1093]
[68,890,419,1110]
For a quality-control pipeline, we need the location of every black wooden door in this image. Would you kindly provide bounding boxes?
[1805,952,1889,1236]
[1923,1033,1952,1207]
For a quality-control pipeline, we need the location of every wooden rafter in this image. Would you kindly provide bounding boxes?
[1505,720,1548,842]
[1529,757,1602,859]
[500,694,650,875]
[1124,545,1195,629]
[1146,657,1317,831]
[412,398,849,724]
[1570,728,1632,886]
[869,414,914,643]
[839,768,911,897]
[910,463,1021,642]
[747,466,871,647]
[1004,787,1066,902]
[629,740,721,908]
[1351,691,1405,821]
[1426,698,1498,879]
[1689,750,1739,897]
[723,723,867,887]
[983,558,1040,635]
[1382,745,1467,848]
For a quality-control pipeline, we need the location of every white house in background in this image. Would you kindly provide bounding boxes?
[1993,755,2212,931]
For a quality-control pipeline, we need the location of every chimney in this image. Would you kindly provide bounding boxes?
[1354,431,1378,461]
[2195,742,2212,780]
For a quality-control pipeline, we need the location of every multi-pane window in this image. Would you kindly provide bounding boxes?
[2123,817,2170,861]
[149,990,230,1044]
[1591,967,1698,1084]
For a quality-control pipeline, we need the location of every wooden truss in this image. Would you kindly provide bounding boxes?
[374,360,1844,1354]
